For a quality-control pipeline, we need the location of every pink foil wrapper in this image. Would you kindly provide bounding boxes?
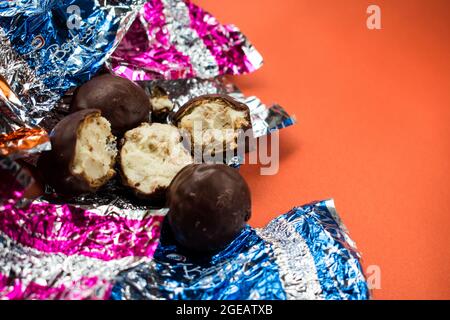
[0,158,165,300]
[108,0,263,81]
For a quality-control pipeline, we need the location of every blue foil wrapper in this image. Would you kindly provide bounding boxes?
[111,200,370,300]
[0,0,144,131]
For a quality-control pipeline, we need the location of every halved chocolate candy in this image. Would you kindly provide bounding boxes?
[119,123,193,201]
[167,164,252,253]
[172,94,252,159]
[70,74,152,136]
[150,86,174,123]
[38,109,117,198]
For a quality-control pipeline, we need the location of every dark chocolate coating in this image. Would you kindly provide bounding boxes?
[117,124,192,205]
[167,164,251,253]
[16,160,45,200]
[172,94,253,158]
[173,94,251,125]
[37,109,104,198]
[118,157,168,205]
[70,74,151,136]
[150,86,173,123]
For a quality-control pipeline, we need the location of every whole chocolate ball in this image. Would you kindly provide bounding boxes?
[167,164,251,253]
[70,74,151,136]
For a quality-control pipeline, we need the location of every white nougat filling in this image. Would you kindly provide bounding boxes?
[72,115,117,187]
[178,101,249,152]
[150,96,173,112]
[121,123,193,195]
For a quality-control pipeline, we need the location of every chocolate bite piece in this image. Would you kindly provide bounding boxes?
[38,109,117,197]
[173,94,252,158]
[119,123,193,201]
[150,86,174,123]
[70,74,151,136]
[167,164,252,253]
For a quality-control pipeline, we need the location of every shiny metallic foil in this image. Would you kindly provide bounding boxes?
[111,200,370,300]
[1,159,368,300]
[0,0,145,154]
[108,0,263,80]
[0,159,164,299]
[0,127,50,158]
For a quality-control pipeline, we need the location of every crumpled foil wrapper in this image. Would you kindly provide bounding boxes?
[0,127,50,159]
[0,157,368,300]
[0,158,165,299]
[111,200,370,300]
[108,0,263,81]
[0,0,145,155]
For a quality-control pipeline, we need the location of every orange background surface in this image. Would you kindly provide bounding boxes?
[194,0,450,300]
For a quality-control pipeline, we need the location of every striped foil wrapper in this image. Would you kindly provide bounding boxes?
[0,157,165,300]
[0,0,145,159]
[112,200,370,300]
[0,0,145,132]
[1,158,369,300]
[108,0,263,81]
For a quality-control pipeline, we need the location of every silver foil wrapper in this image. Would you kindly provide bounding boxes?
[108,0,263,80]
[0,158,166,299]
[111,200,370,300]
[0,0,145,135]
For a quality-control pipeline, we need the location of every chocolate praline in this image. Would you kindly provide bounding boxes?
[172,94,252,159]
[149,86,174,123]
[70,74,151,136]
[167,164,251,253]
[37,109,117,198]
[119,123,193,203]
